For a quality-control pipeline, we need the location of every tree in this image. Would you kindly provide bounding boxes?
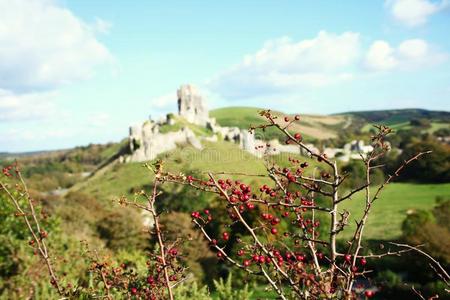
[394,139,450,183]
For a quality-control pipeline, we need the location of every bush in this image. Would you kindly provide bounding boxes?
[394,139,450,183]
[213,273,253,300]
[173,281,210,299]
[96,209,148,251]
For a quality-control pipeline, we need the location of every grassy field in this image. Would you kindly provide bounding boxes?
[75,141,274,201]
[361,120,449,133]
[74,138,449,241]
[210,106,267,129]
[339,182,450,240]
[210,106,348,140]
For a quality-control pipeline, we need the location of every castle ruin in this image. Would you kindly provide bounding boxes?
[124,85,373,163]
[125,84,258,162]
[177,85,209,126]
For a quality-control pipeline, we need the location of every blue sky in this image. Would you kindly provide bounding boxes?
[0,0,449,152]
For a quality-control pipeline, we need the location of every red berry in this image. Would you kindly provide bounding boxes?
[147,276,155,284]
[294,133,302,140]
[344,254,352,262]
[284,116,289,122]
[271,218,280,225]
[360,258,367,266]
[237,249,244,256]
[294,115,300,121]
[241,194,250,202]
[364,290,374,298]
[296,255,305,262]
[243,259,251,267]
[222,232,229,241]
[246,202,255,210]
[271,228,278,235]
[131,287,138,295]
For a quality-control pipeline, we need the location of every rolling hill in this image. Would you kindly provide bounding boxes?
[210,106,351,141]
[3,107,449,240]
[70,138,450,241]
[210,107,450,137]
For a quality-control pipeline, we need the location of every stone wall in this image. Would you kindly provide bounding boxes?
[126,122,202,162]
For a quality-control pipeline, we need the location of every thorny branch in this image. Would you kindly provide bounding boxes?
[0,168,63,296]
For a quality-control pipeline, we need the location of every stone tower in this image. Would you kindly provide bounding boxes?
[177,84,209,126]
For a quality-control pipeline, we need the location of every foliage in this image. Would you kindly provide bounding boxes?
[346,108,450,124]
[159,212,214,281]
[212,273,253,300]
[375,270,402,288]
[402,201,450,262]
[340,160,385,189]
[173,280,211,300]
[96,208,148,251]
[0,180,91,299]
[394,138,450,183]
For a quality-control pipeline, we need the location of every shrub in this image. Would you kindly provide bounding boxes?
[213,273,253,300]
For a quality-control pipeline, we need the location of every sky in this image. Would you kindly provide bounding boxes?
[0,0,449,152]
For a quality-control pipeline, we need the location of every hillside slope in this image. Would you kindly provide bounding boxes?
[338,108,450,132]
[211,107,450,137]
[70,139,450,241]
[210,107,350,140]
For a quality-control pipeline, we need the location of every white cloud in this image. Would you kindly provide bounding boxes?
[93,17,112,34]
[386,0,449,27]
[0,89,60,122]
[365,41,399,71]
[365,39,447,71]
[208,31,361,98]
[0,0,114,92]
[208,31,448,101]
[151,92,178,112]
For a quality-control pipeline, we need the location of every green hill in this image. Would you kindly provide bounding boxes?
[211,106,450,136]
[70,139,450,241]
[210,106,351,141]
[339,108,450,133]
[340,108,450,123]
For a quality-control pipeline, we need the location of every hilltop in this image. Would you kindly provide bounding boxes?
[211,106,450,138]
[210,107,350,141]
